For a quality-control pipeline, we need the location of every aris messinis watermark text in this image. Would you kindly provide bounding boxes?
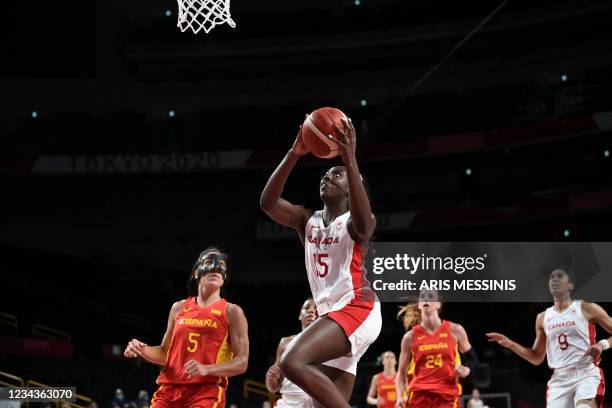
[366,242,612,302]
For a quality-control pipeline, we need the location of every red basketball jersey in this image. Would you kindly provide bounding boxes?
[409,320,461,396]
[157,297,233,387]
[376,372,397,408]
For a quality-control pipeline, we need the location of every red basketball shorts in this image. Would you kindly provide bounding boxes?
[408,390,460,408]
[151,383,226,408]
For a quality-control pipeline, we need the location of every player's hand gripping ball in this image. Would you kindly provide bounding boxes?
[301,107,348,159]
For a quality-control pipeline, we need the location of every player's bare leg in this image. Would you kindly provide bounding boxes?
[280,316,353,408]
[576,399,597,408]
[318,365,355,400]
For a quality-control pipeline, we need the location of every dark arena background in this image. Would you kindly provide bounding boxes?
[1,0,612,407]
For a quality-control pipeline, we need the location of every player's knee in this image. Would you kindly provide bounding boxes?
[279,351,303,379]
[279,353,295,374]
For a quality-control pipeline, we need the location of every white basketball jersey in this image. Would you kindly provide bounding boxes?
[468,400,484,408]
[278,335,309,396]
[279,377,308,397]
[304,211,372,316]
[543,300,596,369]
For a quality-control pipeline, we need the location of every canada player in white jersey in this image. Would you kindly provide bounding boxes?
[266,298,317,408]
[261,116,381,408]
[487,267,612,407]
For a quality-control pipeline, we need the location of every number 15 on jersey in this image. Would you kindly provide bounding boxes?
[313,253,329,278]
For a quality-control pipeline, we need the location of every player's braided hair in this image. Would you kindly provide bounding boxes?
[554,265,575,283]
[344,172,373,214]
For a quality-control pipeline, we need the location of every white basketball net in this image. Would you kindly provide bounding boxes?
[176,0,236,34]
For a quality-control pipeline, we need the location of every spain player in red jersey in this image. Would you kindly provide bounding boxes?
[395,290,477,408]
[367,351,398,408]
[123,247,249,408]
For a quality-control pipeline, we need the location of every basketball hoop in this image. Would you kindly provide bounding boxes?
[176,0,236,34]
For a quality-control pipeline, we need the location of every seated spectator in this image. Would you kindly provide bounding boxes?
[467,389,486,408]
[137,390,150,408]
[111,388,128,408]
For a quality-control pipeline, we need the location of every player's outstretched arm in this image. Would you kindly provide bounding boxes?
[332,118,376,243]
[260,126,311,240]
[451,322,477,378]
[395,331,413,407]
[582,302,612,359]
[185,303,249,378]
[265,336,292,393]
[486,312,546,366]
[124,300,185,365]
[366,373,379,406]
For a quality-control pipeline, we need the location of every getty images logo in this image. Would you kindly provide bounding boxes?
[371,253,488,275]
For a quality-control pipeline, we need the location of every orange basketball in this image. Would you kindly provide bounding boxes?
[301,107,348,159]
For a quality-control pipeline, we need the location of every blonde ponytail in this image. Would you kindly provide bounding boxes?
[397,303,421,331]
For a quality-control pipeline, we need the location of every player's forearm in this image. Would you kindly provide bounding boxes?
[140,345,168,365]
[508,342,544,365]
[260,151,299,211]
[207,355,249,377]
[366,396,378,405]
[345,158,374,238]
[395,377,406,403]
[396,380,406,394]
